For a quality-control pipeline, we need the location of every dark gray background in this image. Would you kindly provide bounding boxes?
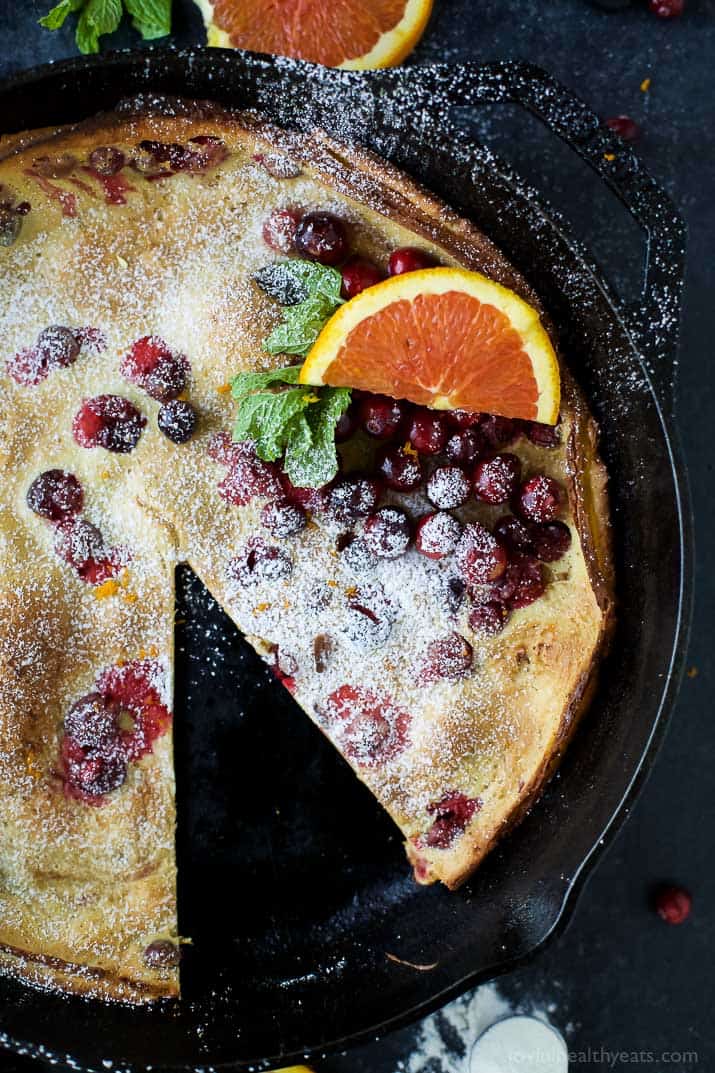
[0,1,713,1070]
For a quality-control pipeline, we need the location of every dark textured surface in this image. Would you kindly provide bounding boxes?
[0,1,713,1070]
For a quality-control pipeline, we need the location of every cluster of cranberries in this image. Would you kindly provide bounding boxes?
[262,204,434,295]
[120,335,197,444]
[26,469,126,584]
[6,324,104,387]
[60,659,171,803]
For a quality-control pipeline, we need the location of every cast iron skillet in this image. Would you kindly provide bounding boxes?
[0,51,691,1072]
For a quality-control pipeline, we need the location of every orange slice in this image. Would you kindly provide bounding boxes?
[196,0,433,69]
[299,267,561,423]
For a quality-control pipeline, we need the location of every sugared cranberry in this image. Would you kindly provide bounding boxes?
[419,632,473,683]
[648,0,684,17]
[280,473,331,513]
[261,498,306,537]
[294,212,348,265]
[415,511,462,560]
[363,507,412,559]
[497,555,545,609]
[157,399,197,444]
[388,247,434,275]
[423,791,479,848]
[455,523,507,584]
[73,395,146,453]
[473,453,521,504]
[88,146,125,175]
[516,474,564,523]
[36,326,80,369]
[426,466,470,509]
[262,207,301,253]
[524,420,561,447]
[334,407,358,443]
[376,444,423,492]
[341,257,383,298]
[340,535,377,574]
[65,692,121,753]
[448,409,481,429]
[120,336,188,402]
[26,469,83,522]
[654,884,692,924]
[227,537,292,586]
[358,394,408,439]
[445,428,484,465]
[322,684,410,767]
[477,414,519,448]
[493,514,535,557]
[63,741,127,799]
[605,115,641,142]
[218,450,282,505]
[328,475,382,523]
[54,518,123,584]
[408,408,448,455]
[469,601,510,636]
[208,431,237,465]
[6,346,47,386]
[143,940,180,969]
[531,520,572,562]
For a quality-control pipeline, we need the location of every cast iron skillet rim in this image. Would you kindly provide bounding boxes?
[0,49,693,1072]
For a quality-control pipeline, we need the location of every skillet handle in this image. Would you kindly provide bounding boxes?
[407,60,686,413]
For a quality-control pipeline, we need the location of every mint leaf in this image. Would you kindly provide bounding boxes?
[231,364,302,402]
[124,0,171,39]
[262,260,344,358]
[284,387,352,488]
[39,0,84,29]
[233,387,314,462]
[75,0,122,52]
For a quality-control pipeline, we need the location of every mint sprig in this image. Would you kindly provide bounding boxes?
[39,0,170,52]
[231,364,351,489]
[261,260,344,357]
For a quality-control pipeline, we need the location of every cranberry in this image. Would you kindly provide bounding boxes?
[472,453,521,504]
[358,394,408,439]
[218,451,282,505]
[63,742,127,799]
[445,428,484,465]
[419,632,473,683]
[88,146,125,175]
[280,473,331,513]
[54,518,123,584]
[363,507,412,559]
[388,247,434,275]
[469,600,510,636]
[143,940,180,969]
[120,336,188,402]
[415,511,462,560]
[477,414,519,448]
[426,465,470,509]
[408,408,448,455]
[227,537,292,585]
[261,498,306,537]
[208,431,237,465]
[376,444,423,492]
[294,212,348,265]
[261,207,301,253]
[323,684,410,766]
[448,409,481,429]
[648,0,684,17]
[499,555,545,609]
[424,791,479,848]
[73,395,146,453]
[97,659,172,762]
[605,115,641,142]
[524,420,561,448]
[493,514,535,557]
[654,884,692,924]
[6,346,47,386]
[516,474,564,523]
[455,523,507,585]
[340,535,378,574]
[26,469,83,522]
[36,326,80,369]
[65,692,121,753]
[328,475,382,523]
[334,407,358,443]
[157,400,197,444]
[74,326,106,354]
[341,257,383,298]
[531,520,572,562]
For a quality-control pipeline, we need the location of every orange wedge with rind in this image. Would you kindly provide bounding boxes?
[196,0,433,70]
[299,267,561,424]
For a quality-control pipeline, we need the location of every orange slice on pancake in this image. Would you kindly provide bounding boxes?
[196,0,433,69]
[299,267,561,424]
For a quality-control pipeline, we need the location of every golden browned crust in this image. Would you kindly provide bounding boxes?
[0,99,613,999]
